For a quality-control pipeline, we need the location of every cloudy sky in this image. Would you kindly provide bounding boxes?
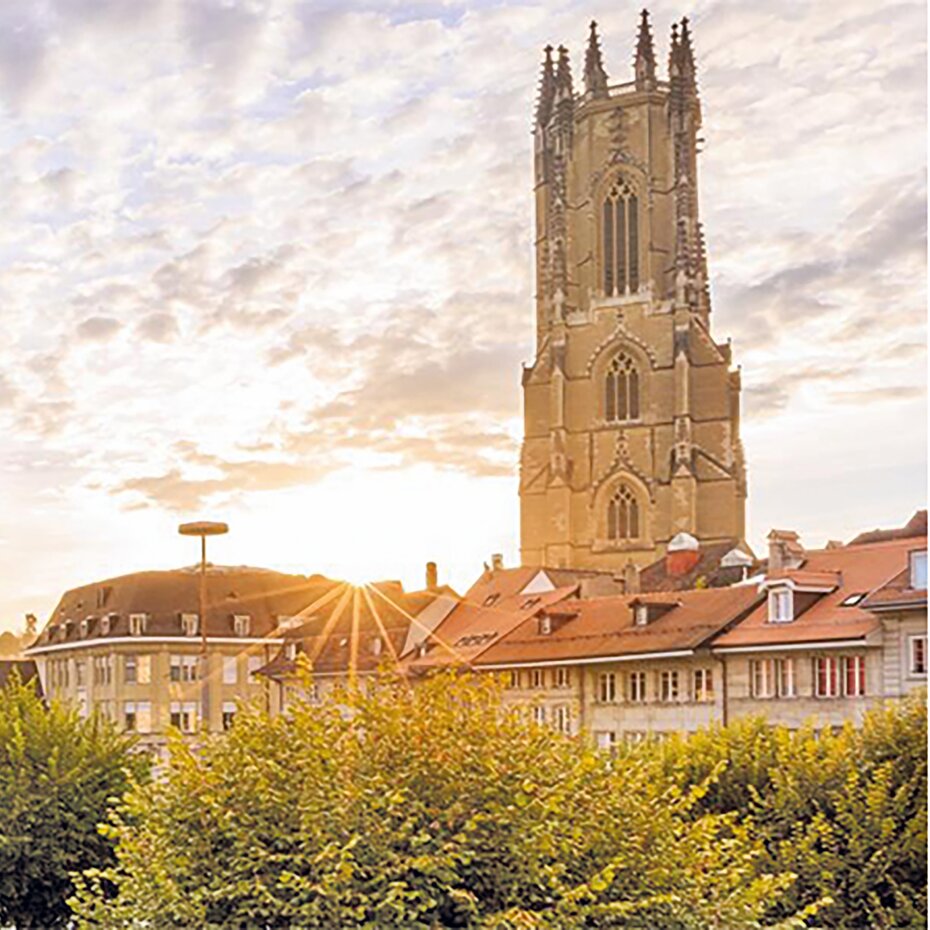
[0,0,925,630]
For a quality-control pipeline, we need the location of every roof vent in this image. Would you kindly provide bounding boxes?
[720,548,753,568]
[491,553,504,572]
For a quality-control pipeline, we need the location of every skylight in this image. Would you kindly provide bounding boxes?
[841,593,865,607]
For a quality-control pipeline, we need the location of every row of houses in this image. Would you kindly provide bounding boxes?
[21,511,928,750]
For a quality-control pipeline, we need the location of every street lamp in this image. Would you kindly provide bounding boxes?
[178,521,229,734]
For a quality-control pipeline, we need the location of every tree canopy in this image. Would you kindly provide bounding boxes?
[0,671,148,930]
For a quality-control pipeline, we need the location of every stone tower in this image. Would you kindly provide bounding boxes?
[520,13,747,571]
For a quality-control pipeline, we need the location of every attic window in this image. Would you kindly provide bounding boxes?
[634,604,648,626]
[233,614,251,637]
[181,613,199,637]
[910,550,928,589]
[483,594,500,607]
[768,589,793,623]
[539,615,552,635]
[285,642,298,661]
[128,613,147,636]
[99,615,112,636]
[79,619,90,638]
[841,593,865,607]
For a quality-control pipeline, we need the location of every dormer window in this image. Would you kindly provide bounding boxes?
[371,636,383,657]
[80,618,90,638]
[539,615,552,635]
[100,614,114,636]
[285,642,298,661]
[128,613,147,636]
[181,613,199,637]
[768,589,793,623]
[634,604,648,626]
[910,550,927,589]
[233,614,251,637]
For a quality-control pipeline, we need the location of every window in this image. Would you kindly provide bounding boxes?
[169,701,198,733]
[693,668,714,702]
[814,656,841,698]
[605,352,640,422]
[222,701,237,731]
[181,613,199,637]
[595,730,617,752]
[100,615,112,636]
[233,614,251,637]
[627,670,647,703]
[170,655,198,683]
[597,672,617,703]
[75,660,86,688]
[128,613,147,636]
[607,484,639,542]
[602,177,639,296]
[124,655,137,684]
[768,589,793,623]
[634,604,648,626]
[371,636,383,657]
[285,642,298,661]
[538,615,552,635]
[223,657,238,685]
[554,667,570,689]
[910,550,928,589]
[750,658,795,699]
[123,701,151,733]
[553,705,571,734]
[93,656,112,686]
[80,619,89,638]
[532,704,546,725]
[910,635,927,675]
[844,656,866,697]
[530,668,545,689]
[508,669,520,689]
[247,655,263,681]
[659,670,679,703]
[841,593,865,607]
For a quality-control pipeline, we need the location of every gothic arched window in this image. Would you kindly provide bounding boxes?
[607,484,639,542]
[605,352,640,422]
[602,178,639,297]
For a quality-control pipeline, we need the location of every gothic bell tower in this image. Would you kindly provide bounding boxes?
[519,12,747,571]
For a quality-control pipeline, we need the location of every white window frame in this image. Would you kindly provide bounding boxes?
[222,701,237,730]
[539,615,552,635]
[128,613,147,636]
[247,655,263,680]
[181,613,199,637]
[597,672,616,704]
[777,658,796,698]
[768,588,793,623]
[843,655,866,697]
[233,614,251,637]
[658,669,679,703]
[693,667,714,703]
[170,654,198,683]
[554,667,570,689]
[222,656,238,685]
[908,634,927,676]
[170,701,198,733]
[532,704,546,725]
[594,730,617,752]
[910,550,928,589]
[530,668,545,689]
[627,670,647,703]
[553,705,571,734]
[814,656,841,698]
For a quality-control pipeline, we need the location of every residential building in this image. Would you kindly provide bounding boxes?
[26,565,345,749]
[520,13,746,574]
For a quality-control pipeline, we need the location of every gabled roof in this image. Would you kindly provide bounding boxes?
[473,585,762,666]
[714,535,925,649]
[861,563,928,612]
[849,510,927,545]
[638,539,757,592]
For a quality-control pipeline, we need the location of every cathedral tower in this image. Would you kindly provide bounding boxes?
[520,12,747,571]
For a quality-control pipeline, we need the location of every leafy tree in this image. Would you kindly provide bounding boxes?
[70,672,802,929]
[652,693,928,929]
[0,671,149,929]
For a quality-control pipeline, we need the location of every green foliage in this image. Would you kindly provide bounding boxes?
[651,692,928,929]
[70,672,798,929]
[0,671,149,929]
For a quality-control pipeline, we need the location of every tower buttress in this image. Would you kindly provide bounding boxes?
[584,21,609,99]
[634,9,656,91]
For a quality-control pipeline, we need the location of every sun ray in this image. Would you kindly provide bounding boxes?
[307,583,355,668]
[349,587,361,690]
[366,582,470,667]
[361,584,409,686]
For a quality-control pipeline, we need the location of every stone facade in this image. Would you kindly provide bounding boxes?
[520,16,746,572]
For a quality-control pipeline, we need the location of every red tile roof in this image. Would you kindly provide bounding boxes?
[473,585,762,666]
[714,535,926,649]
[849,510,927,545]
[861,564,928,611]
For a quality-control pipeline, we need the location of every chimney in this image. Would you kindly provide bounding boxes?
[491,553,504,572]
[767,530,804,574]
[666,532,700,577]
[425,561,438,591]
[623,560,640,594]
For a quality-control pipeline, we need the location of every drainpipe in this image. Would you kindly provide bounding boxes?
[718,653,729,727]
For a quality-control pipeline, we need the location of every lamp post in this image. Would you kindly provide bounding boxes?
[178,521,228,734]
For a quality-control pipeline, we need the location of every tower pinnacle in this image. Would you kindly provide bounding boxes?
[634,9,656,91]
[535,45,555,127]
[584,21,609,98]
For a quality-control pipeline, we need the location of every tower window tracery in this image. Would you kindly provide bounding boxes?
[607,484,639,541]
[605,352,640,422]
[602,178,639,296]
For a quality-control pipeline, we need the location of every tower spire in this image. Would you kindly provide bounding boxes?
[535,45,555,127]
[555,44,573,98]
[679,17,697,94]
[634,9,656,91]
[584,21,609,98]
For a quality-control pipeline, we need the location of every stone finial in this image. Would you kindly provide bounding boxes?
[634,9,656,90]
[535,45,556,127]
[555,44,573,97]
[584,20,609,98]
